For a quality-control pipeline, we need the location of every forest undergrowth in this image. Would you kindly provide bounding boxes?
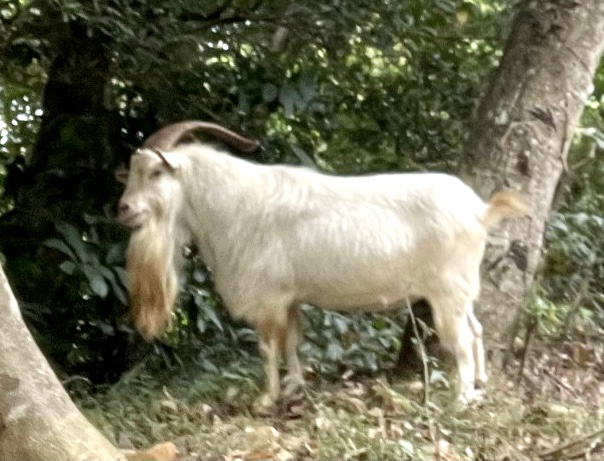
[73,336,604,461]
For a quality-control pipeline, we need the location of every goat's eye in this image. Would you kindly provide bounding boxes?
[150,170,163,180]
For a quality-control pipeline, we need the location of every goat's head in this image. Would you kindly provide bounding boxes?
[117,148,184,229]
[117,121,259,228]
[117,121,259,340]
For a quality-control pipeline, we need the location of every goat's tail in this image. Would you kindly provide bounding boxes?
[483,190,531,230]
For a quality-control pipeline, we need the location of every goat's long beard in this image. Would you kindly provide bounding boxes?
[126,220,179,340]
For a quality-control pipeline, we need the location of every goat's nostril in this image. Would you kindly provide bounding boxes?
[118,202,130,214]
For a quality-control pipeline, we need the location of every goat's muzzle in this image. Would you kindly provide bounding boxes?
[117,200,145,228]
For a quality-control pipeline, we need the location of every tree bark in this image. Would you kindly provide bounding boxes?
[0,267,124,460]
[460,0,604,355]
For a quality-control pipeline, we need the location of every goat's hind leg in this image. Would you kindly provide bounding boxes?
[282,304,305,397]
[430,298,479,404]
[467,310,487,387]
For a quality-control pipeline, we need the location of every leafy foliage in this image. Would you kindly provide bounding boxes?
[536,58,604,338]
[302,307,404,376]
[22,217,136,382]
[45,220,128,302]
[1,1,603,456]
[0,0,513,384]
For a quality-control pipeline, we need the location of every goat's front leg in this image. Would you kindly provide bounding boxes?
[282,304,305,397]
[255,333,281,411]
[253,309,286,413]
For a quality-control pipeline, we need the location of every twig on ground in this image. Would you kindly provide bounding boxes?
[516,316,537,385]
[539,427,604,460]
[406,299,430,407]
[560,278,590,339]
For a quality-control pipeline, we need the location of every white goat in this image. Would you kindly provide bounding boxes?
[117,121,530,409]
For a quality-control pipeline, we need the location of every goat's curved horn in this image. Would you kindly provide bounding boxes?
[142,121,261,153]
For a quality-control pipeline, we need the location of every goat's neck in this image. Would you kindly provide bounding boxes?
[181,152,269,270]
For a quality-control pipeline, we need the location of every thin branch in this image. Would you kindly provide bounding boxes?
[560,277,590,339]
[406,299,430,407]
[515,315,536,385]
[539,427,604,460]
[178,0,234,23]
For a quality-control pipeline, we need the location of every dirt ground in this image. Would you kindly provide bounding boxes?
[78,337,604,461]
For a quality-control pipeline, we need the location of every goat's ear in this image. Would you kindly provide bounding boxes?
[150,148,177,172]
[115,168,129,184]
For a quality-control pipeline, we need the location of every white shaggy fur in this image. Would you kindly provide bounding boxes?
[118,141,529,407]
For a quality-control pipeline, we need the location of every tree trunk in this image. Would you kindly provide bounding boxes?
[460,0,604,355]
[0,267,124,460]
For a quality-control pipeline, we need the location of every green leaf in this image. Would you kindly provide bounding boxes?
[107,269,128,305]
[297,73,316,105]
[81,264,109,298]
[104,243,124,265]
[55,221,91,263]
[83,213,106,225]
[110,278,128,305]
[262,83,278,102]
[326,342,344,361]
[429,369,450,387]
[291,145,317,168]
[196,317,206,333]
[44,238,76,260]
[192,268,207,283]
[332,315,350,335]
[95,321,115,336]
[59,260,77,275]
[114,267,128,286]
[279,83,300,117]
[199,357,218,373]
[455,4,472,25]
[195,294,224,332]
[96,263,115,281]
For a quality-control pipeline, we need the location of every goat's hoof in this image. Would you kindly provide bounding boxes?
[282,376,305,398]
[458,387,485,405]
[252,393,277,415]
[475,374,488,388]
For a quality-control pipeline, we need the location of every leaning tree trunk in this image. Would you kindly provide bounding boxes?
[0,267,124,460]
[460,0,604,356]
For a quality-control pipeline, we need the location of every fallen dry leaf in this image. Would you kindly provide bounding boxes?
[123,441,179,461]
[222,425,303,461]
[407,380,424,394]
[435,439,461,461]
[159,399,178,413]
[372,379,413,412]
[245,425,280,453]
[335,389,368,413]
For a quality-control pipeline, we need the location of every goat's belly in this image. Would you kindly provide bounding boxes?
[294,254,428,312]
[301,284,417,313]
[315,296,418,313]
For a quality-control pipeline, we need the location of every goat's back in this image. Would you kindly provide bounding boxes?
[287,172,485,306]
